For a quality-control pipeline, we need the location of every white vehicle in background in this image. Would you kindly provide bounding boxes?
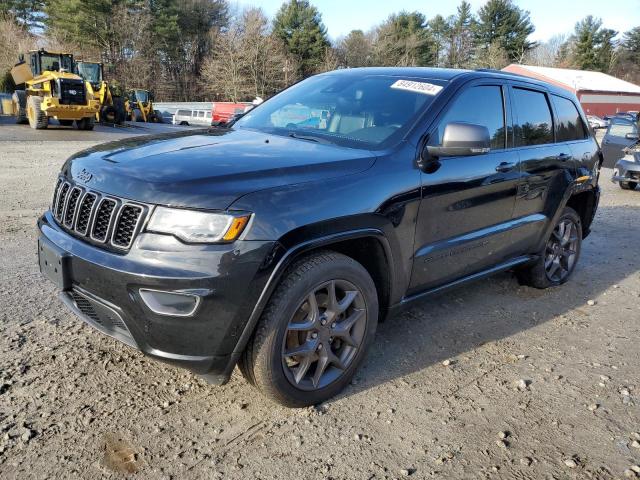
[172,109,212,126]
[587,115,609,129]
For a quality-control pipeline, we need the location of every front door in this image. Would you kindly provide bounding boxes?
[409,83,520,293]
[601,118,638,168]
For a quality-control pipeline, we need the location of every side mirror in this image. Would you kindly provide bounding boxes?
[625,133,639,140]
[425,122,491,158]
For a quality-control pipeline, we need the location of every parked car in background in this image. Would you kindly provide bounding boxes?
[587,115,608,129]
[37,67,601,407]
[601,116,639,167]
[172,109,212,126]
[612,140,640,190]
[211,102,253,126]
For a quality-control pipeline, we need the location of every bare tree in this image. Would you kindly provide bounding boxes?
[523,34,567,67]
[473,40,509,69]
[202,7,295,102]
[0,18,36,89]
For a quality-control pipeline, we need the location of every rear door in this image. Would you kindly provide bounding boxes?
[601,118,638,168]
[508,85,577,253]
[410,81,520,292]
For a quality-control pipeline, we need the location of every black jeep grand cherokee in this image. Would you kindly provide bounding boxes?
[38,68,601,407]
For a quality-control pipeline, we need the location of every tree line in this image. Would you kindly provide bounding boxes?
[1,0,639,101]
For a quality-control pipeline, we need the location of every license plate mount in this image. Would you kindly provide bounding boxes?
[38,237,71,291]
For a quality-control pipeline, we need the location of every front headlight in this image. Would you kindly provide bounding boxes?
[147,207,251,243]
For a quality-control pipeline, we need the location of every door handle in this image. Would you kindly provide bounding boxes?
[495,161,516,173]
[557,153,570,161]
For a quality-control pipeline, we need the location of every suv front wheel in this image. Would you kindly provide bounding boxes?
[517,206,582,289]
[239,251,378,407]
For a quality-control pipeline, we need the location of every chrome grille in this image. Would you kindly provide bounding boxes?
[50,178,147,252]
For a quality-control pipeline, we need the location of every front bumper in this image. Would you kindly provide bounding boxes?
[42,97,100,120]
[38,211,275,384]
[612,158,640,183]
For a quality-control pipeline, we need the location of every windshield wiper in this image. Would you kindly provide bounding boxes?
[288,132,332,144]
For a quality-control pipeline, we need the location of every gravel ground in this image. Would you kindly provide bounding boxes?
[1,131,639,480]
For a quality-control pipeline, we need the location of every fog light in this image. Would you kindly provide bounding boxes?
[139,289,200,317]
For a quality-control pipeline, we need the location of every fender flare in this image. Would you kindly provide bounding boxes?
[219,228,394,382]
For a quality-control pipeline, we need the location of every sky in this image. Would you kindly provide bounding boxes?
[232,0,640,42]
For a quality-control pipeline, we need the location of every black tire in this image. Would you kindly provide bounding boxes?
[58,120,74,127]
[27,95,48,129]
[76,117,95,131]
[12,90,28,124]
[620,181,638,190]
[101,105,117,124]
[239,251,378,407]
[152,110,164,123]
[132,108,144,122]
[516,206,582,289]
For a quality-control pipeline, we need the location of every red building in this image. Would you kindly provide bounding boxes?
[502,64,640,117]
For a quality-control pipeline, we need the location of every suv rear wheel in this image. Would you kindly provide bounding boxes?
[239,251,378,407]
[517,206,582,289]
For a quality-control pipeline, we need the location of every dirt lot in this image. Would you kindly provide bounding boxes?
[0,128,639,480]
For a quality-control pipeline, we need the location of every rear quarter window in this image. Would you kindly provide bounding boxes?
[512,88,554,147]
[553,95,587,142]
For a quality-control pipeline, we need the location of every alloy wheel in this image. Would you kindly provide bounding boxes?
[545,218,579,282]
[281,279,367,391]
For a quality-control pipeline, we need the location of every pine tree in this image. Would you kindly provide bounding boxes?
[447,1,475,68]
[272,0,329,77]
[337,30,373,68]
[475,0,535,63]
[571,16,617,73]
[373,11,434,67]
[428,15,449,68]
[0,0,44,29]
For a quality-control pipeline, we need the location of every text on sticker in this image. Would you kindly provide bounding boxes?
[391,80,443,96]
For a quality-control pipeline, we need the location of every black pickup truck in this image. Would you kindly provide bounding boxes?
[38,67,601,407]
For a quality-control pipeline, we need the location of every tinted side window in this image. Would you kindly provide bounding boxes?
[553,95,587,141]
[513,88,554,147]
[434,85,506,150]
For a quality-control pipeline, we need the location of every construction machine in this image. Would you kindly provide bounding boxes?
[10,49,100,130]
[125,89,163,123]
[75,61,125,124]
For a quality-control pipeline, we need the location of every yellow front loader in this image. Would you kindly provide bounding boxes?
[75,61,125,124]
[11,49,100,130]
[125,89,163,123]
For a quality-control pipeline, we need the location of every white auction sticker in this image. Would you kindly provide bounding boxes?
[390,79,443,96]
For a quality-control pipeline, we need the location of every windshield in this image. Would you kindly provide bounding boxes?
[235,74,445,148]
[40,53,73,73]
[132,90,149,103]
[76,62,102,83]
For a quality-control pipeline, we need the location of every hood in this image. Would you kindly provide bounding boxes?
[63,128,376,210]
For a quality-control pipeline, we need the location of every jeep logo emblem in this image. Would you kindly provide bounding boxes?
[69,89,77,95]
[77,168,93,183]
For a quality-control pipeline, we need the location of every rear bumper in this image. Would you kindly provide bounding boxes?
[38,211,275,384]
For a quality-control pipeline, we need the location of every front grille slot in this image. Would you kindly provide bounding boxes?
[63,187,82,228]
[112,204,143,248]
[51,177,146,252]
[55,183,70,220]
[59,79,86,106]
[91,198,117,242]
[75,193,97,235]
